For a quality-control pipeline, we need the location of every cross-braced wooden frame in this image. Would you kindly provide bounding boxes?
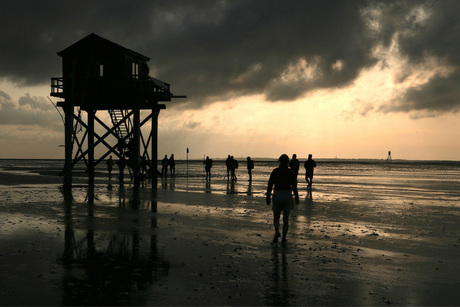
[66,105,164,187]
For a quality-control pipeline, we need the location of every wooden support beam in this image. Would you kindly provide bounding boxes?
[141,129,152,160]
[88,110,95,186]
[71,116,117,166]
[62,62,75,197]
[72,129,88,169]
[64,105,165,186]
[151,106,162,189]
[133,108,140,186]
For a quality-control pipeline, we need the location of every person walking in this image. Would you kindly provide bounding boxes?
[304,154,317,189]
[106,156,114,180]
[230,156,238,181]
[161,155,169,178]
[117,156,126,184]
[266,154,300,245]
[204,156,213,180]
[289,154,300,176]
[246,156,254,181]
[225,155,232,180]
[169,154,176,177]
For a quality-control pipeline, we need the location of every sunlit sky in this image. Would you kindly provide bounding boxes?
[1,1,460,161]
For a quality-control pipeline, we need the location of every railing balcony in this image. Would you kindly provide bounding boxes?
[50,77,64,97]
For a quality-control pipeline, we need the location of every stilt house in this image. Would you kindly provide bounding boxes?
[51,33,184,190]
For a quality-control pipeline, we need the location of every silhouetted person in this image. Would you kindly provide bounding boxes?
[169,154,176,177]
[161,155,169,178]
[304,154,317,189]
[266,154,299,245]
[246,156,254,181]
[106,156,114,180]
[289,154,300,177]
[117,156,126,184]
[230,156,238,181]
[225,155,232,179]
[204,156,213,180]
[117,138,125,155]
[139,156,148,180]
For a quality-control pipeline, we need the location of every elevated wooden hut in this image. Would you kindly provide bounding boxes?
[51,33,184,192]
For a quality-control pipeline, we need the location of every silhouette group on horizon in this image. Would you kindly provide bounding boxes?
[106,152,316,192]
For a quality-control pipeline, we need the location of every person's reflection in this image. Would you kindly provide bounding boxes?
[226,179,236,194]
[61,182,169,305]
[161,177,168,189]
[151,189,158,214]
[307,188,313,201]
[246,180,252,196]
[118,184,127,207]
[266,247,292,305]
[107,183,114,201]
[305,191,314,228]
[205,179,212,193]
[169,177,175,191]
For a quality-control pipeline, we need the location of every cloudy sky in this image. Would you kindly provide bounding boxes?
[1,0,460,160]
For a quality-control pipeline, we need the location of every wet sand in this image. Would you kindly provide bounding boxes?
[0,171,459,305]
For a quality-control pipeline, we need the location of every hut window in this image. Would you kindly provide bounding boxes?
[132,63,139,79]
[99,64,104,76]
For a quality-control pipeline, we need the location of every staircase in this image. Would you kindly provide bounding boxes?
[108,109,134,179]
[109,109,135,156]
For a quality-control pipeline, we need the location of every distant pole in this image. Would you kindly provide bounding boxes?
[387,151,392,163]
[186,147,189,177]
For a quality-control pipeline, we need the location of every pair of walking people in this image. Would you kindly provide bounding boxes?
[161,154,176,178]
[266,153,316,245]
[225,155,239,181]
[289,153,316,189]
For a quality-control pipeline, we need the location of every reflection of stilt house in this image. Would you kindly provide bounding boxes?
[62,193,168,305]
[51,33,184,190]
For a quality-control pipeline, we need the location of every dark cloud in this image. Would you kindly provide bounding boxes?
[382,70,460,115]
[145,1,378,105]
[18,93,53,111]
[0,90,11,102]
[391,0,460,114]
[1,0,460,115]
[0,91,62,130]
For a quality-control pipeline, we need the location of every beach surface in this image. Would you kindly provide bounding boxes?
[0,161,459,305]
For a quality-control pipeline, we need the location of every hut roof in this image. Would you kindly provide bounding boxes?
[57,33,150,61]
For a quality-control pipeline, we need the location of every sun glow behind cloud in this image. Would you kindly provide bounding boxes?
[157,45,460,161]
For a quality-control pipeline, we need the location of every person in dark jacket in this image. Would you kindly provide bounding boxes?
[289,154,300,176]
[246,156,254,181]
[204,156,213,180]
[169,154,176,177]
[304,154,317,189]
[266,154,300,245]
